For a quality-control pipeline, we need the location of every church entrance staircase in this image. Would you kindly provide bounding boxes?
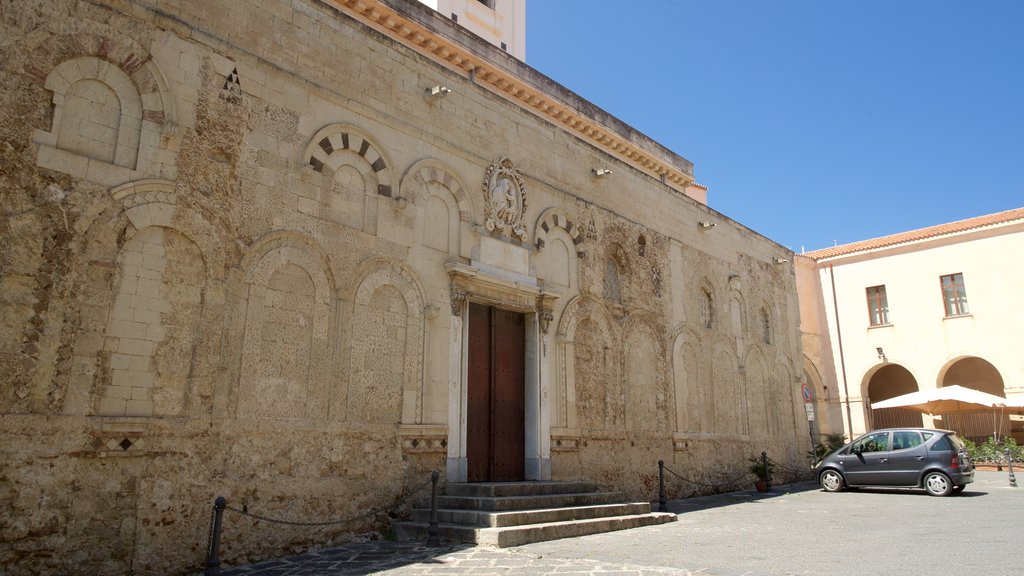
[396,480,676,547]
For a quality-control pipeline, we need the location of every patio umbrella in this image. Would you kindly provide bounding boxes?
[871,385,1007,414]
[871,385,1008,440]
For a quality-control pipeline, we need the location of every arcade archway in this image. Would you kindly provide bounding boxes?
[866,364,923,429]
[936,357,1008,443]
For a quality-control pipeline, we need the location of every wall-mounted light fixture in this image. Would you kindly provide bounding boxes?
[876,347,886,361]
[773,257,789,264]
[592,169,613,177]
[698,221,716,230]
[425,85,451,99]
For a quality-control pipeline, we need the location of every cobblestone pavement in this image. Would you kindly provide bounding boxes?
[220,542,693,575]
[217,470,1023,576]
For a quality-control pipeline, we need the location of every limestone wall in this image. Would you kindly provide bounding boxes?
[0,0,805,574]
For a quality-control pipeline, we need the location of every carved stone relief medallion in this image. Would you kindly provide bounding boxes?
[483,157,528,241]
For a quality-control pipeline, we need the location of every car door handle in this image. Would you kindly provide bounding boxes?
[879,458,887,463]
[915,456,925,461]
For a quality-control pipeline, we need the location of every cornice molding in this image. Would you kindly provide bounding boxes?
[321,0,695,192]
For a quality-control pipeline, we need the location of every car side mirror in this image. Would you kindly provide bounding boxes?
[852,445,862,455]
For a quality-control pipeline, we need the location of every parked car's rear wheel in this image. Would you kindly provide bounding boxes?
[924,472,952,496]
[951,484,966,494]
[820,469,845,492]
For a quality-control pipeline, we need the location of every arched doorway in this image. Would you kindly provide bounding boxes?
[866,364,923,429]
[936,357,1008,443]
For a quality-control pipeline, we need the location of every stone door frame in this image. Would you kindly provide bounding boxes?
[445,262,558,482]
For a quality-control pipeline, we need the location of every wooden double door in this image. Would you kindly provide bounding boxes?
[467,303,526,482]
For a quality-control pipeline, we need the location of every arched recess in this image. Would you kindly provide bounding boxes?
[774,360,797,437]
[534,208,585,255]
[744,346,770,436]
[712,340,742,435]
[556,295,617,431]
[235,231,335,421]
[534,208,583,290]
[50,57,141,167]
[803,355,828,403]
[671,328,702,433]
[31,33,173,186]
[303,124,395,234]
[937,356,1007,442]
[64,180,228,418]
[729,288,745,359]
[603,242,629,306]
[400,159,471,257]
[622,311,668,432]
[346,258,425,427]
[864,363,923,429]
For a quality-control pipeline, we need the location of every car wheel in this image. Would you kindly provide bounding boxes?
[820,469,845,492]
[924,472,953,496]
[951,484,966,494]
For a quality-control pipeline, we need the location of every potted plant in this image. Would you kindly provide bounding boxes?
[749,456,774,492]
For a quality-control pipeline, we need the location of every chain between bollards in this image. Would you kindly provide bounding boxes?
[426,470,440,546]
[657,460,666,512]
[204,496,226,576]
[1007,447,1017,488]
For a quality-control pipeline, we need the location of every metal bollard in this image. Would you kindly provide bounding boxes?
[761,451,771,491]
[1007,448,1017,488]
[427,471,440,546]
[657,460,666,512]
[204,496,226,576]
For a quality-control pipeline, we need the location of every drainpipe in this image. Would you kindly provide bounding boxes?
[828,262,855,437]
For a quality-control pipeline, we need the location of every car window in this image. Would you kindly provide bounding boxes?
[891,431,922,451]
[947,434,966,450]
[922,432,934,442]
[930,435,954,451]
[852,431,890,453]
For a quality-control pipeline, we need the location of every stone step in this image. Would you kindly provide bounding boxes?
[436,491,624,511]
[479,512,678,548]
[394,521,479,544]
[444,481,601,498]
[410,502,653,527]
[397,511,677,548]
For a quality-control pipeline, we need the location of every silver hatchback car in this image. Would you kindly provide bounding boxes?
[816,428,974,496]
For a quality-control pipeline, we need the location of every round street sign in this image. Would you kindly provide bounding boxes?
[801,383,813,403]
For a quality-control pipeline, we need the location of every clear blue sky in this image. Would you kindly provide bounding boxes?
[526,1,1024,253]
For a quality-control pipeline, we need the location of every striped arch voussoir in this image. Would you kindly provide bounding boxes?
[535,209,584,256]
[305,126,393,197]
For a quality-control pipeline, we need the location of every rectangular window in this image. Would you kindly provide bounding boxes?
[866,285,889,326]
[940,273,969,316]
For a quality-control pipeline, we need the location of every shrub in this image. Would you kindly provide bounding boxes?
[965,436,1024,464]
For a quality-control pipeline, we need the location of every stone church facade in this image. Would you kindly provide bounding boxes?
[0,0,806,573]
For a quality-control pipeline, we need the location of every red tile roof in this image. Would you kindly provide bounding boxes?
[805,207,1024,260]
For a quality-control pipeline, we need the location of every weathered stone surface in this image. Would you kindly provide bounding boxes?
[0,1,806,574]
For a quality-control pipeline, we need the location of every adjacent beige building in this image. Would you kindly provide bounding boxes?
[415,0,526,60]
[0,0,808,573]
[798,208,1024,443]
